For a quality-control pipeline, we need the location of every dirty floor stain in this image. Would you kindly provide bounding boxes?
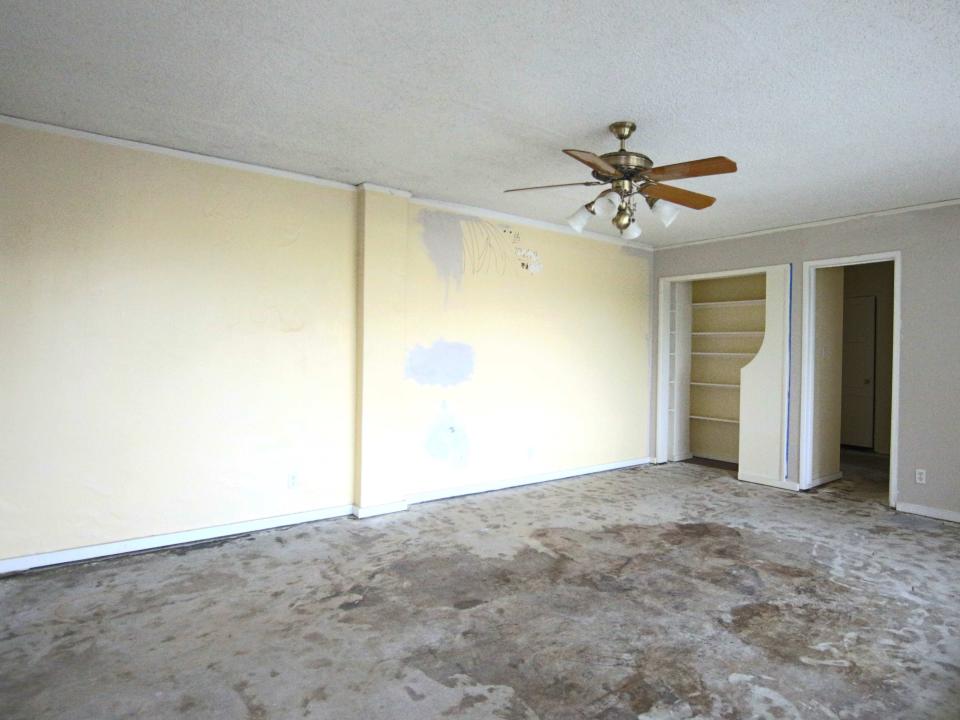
[1,460,959,719]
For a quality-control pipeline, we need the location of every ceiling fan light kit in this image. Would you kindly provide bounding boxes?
[566,204,594,233]
[621,219,643,241]
[649,197,681,228]
[590,190,621,219]
[505,121,737,239]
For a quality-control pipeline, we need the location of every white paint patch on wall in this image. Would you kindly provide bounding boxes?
[515,247,542,273]
[426,402,469,463]
[405,339,475,386]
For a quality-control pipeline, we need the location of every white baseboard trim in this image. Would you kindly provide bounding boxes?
[406,457,652,506]
[0,504,355,575]
[896,502,960,524]
[0,459,653,574]
[738,472,801,492]
[351,501,410,519]
[806,471,843,489]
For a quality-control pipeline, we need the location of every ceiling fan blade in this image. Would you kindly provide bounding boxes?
[504,181,605,193]
[562,149,621,177]
[642,183,716,210]
[644,156,737,182]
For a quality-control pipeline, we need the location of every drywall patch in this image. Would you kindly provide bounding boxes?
[426,403,469,463]
[405,340,475,386]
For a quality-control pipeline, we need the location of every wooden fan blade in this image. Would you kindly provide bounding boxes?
[642,183,716,210]
[504,181,605,193]
[644,156,737,182]
[562,149,621,177]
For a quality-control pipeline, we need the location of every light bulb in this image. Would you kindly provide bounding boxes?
[591,191,621,219]
[621,221,642,240]
[566,204,594,232]
[651,199,680,228]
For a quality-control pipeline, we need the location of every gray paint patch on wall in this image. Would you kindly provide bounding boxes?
[405,340,475,386]
[420,211,469,289]
[419,209,535,293]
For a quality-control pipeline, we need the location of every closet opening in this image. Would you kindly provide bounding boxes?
[688,272,766,470]
[656,265,793,490]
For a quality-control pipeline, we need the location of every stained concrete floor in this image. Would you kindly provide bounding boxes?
[2,461,959,719]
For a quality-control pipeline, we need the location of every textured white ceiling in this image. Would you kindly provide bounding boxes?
[1,1,959,247]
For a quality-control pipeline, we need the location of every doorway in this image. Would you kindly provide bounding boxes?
[656,264,792,490]
[799,252,901,506]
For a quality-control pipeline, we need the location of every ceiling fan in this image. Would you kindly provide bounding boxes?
[504,121,737,240]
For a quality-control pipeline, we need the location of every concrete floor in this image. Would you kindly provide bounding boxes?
[2,461,959,719]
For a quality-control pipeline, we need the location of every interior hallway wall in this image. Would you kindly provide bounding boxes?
[654,207,960,518]
[0,124,358,560]
[812,267,844,481]
[844,262,894,453]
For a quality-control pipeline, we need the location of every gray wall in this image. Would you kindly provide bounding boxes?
[843,262,895,453]
[654,204,960,517]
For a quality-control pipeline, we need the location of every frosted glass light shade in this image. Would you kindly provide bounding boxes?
[652,199,680,228]
[591,191,621,219]
[566,204,594,232]
[621,221,643,240]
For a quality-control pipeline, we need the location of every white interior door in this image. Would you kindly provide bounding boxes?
[841,295,876,448]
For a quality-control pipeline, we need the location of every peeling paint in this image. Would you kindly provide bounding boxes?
[515,247,542,273]
[418,210,538,293]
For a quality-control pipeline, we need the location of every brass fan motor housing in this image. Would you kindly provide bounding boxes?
[585,120,653,181]
[592,151,654,182]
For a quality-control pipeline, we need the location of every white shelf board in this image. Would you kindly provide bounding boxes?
[692,352,755,357]
[692,299,766,308]
[690,415,740,424]
[690,382,740,388]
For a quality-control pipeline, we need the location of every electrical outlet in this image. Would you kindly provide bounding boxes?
[915,469,926,485]
[287,474,299,490]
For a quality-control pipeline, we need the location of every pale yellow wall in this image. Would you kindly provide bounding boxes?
[843,262,894,453]
[398,204,651,500]
[1,123,655,562]
[812,267,844,479]
[354,187,410,510]
[0,125,357,559]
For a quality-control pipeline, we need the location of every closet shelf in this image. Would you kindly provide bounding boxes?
[690,382,740,388]
[692,299,766,307]
[690,415,740,424]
